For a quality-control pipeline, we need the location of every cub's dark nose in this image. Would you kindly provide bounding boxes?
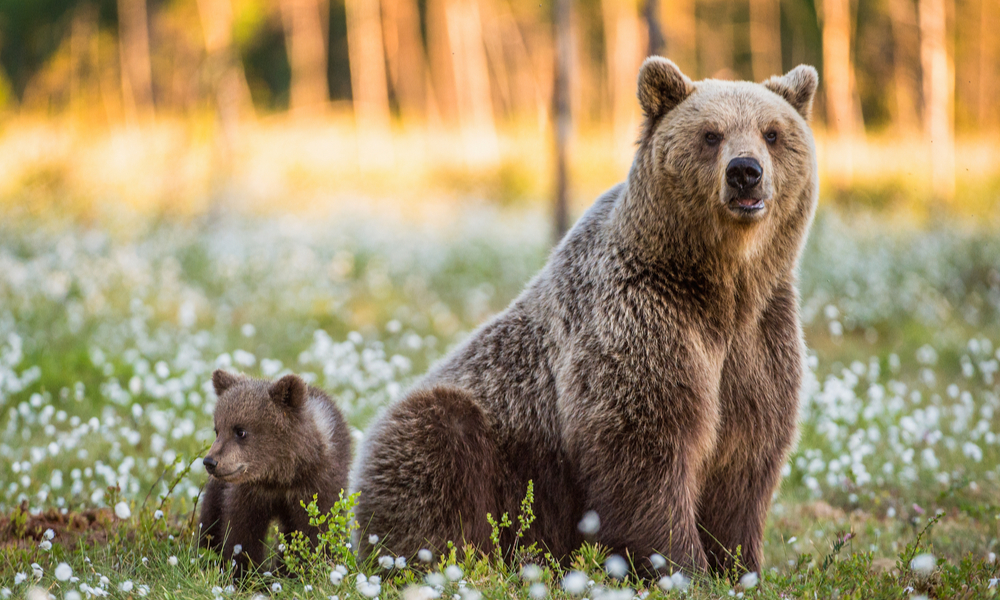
[726,157,763,191]
[203,456,218,474]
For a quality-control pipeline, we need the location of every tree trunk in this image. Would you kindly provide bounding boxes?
[887,0,920,133]
[749,0,782,80]
[976,0,998,128]
[821,0,860,183]
[919,0,955,199]
[444,0,499,165]
[553,0,572,242]
[427,0,458,124]
[822,0,858,137]
[660,0,696,74]
[195,0,255,138]
[280,0,329,113]
[645,0,664,57]
[116,0,154,120]
[345,0,393,163]
[382,0,427,122]
[601,0,644,162]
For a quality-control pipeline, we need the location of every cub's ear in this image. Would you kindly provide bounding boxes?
[269,374,307,410]
[637,56,694,122]
[212,369,240,398]
[763,65,819,121]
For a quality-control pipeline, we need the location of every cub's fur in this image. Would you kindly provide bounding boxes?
[199,370,351,576]
[353,57,819,576]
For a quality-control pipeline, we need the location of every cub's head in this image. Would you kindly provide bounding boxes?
[203,370,309,486]
[635,57,818,244]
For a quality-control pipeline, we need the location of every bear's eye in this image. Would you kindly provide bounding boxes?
[704,132,722,146]
[764,130,778,144]
[234,427,248,440]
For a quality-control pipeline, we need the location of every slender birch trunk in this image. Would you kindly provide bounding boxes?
[749,0,782,80]
[919,0,955,199]
[280,0,329,113]
[117,0,154,120]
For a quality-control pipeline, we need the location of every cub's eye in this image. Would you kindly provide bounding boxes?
[764,130,778,144]
[234,427,247,440]
[704,132,722,146]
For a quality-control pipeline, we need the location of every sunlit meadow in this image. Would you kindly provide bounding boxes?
[1,200,999,598]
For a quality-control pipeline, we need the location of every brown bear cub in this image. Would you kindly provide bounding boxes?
[199,370,351,577]
[353,57,819,578]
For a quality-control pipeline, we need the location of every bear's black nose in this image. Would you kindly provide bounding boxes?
[203,456,218,474]
[726,157,763,191]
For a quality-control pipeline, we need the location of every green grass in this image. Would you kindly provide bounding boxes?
[0,205,998,598]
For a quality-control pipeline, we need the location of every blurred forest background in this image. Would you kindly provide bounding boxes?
[0,0,997,228]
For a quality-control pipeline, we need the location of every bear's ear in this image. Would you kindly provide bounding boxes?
[637,56,694,122]
[269,374,307,410]
[763,65,819,121]
[212,369,240,398]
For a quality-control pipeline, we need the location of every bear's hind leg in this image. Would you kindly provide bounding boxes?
[354,385,500,561]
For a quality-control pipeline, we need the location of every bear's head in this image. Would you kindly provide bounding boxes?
[629,57,818,264]
[203,370,312,486]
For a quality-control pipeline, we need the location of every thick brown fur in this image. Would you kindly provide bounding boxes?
[353,57,819,577]
[199,370,352,577]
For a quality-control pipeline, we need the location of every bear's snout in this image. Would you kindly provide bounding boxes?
[725,157,762,192]
[203,456,218,474]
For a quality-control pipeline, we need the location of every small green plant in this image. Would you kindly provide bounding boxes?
[484,481,539,564]
[279,490,360,579]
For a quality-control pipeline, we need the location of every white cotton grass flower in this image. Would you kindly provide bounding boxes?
[657,576,674,591]
[31,564,43,579]
[232,544,243,555]
[739,571,759,589]
[154,510,163,520]
[271,582,282,593]
[649,554,666,570]
[65,591,82,600]
[670,572,690,591]
[418,549,433,563]
[114,502,131,520]
[520,564,542,582]
[54,563,72,581]
[304,585,313,593]
[43,529,55,540]
[403,585,440,600]
[14,573,26,585]
[989,552,997,564]
[120,581,133,593]
[379,555,395,569]
[395,556,407,569]
[577,511,600,535]
[330,570,344,585]
[605,555,628,579]
[1,588,11,599]
[988,578,998,589]
[528,583,547,599]
[444,565,463,581]
[138,585,149,597]
[561,571,589,595]
[369,534,380,545]
[25,587,50,600]
[168,556,178,566]
[39,541,52,551]
[356,574,381,598]
[910,553,936,575]
[425,573,446,588]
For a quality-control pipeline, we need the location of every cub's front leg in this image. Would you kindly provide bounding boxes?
[562,342,721,576]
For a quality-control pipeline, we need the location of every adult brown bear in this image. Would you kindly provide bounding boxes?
[352,57,818,577]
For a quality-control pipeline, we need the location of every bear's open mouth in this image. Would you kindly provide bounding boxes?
[734,197,765,210]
